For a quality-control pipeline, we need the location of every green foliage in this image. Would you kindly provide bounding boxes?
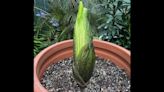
[34,0,131,56]
[87,0,131,49]
[34,0,78,56]
[33,9,57,56]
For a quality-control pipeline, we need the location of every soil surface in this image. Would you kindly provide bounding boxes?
[40,57,130,92]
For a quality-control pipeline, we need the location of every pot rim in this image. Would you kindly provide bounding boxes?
[34,39,130,92]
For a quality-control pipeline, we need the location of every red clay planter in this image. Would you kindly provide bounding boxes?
[34,39,131,92]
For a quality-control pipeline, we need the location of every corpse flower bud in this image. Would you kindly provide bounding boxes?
[73,1,96,87]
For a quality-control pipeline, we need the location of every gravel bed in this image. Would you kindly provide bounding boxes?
[40,57,130,92]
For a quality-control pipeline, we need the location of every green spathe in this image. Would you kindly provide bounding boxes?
[73,1,96,87]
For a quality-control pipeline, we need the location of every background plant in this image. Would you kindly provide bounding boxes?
[34,0,131,56]
[88,0,131,49]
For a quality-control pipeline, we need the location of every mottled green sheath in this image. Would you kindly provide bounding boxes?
[73,1,96,87]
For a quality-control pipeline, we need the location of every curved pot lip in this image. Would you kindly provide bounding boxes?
[93,39,130,64]
[34,39,130,92]
[34,39,130,62]
[93,39,130,56]
[34,40,73,92]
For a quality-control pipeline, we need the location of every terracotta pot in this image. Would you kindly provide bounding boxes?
[34,39,130,92]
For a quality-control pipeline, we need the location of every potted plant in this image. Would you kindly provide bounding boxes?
[34,1,130,92]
